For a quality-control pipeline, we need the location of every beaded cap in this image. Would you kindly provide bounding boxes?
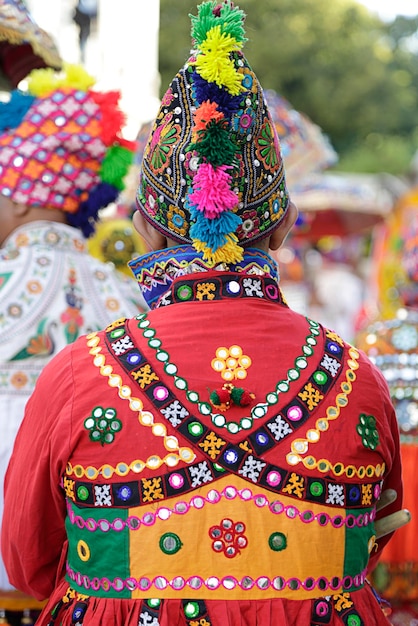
[136,0,290,266]
[0,64,135,237]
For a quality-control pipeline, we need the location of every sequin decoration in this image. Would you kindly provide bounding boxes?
[209,518,248,558]
[137,311,322,433]
[86,329,196,471]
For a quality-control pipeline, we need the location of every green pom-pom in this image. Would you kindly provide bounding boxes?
[100,145,134,190]
[190,2,218,45]
[230,386,244,405]
[210,387,230,406]
[189,120,237,167]
[190,1,247,47]
[230,387,253,406]
[219,2,247,44]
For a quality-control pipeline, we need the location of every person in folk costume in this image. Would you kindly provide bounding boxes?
[0,62,146,607]
[1,2,409,625]
[356,190,418,625]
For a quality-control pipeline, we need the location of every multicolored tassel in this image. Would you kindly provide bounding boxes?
[187,0,248,266]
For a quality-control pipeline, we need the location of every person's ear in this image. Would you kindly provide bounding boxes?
[269,201,298,251]
[132,210,167,251]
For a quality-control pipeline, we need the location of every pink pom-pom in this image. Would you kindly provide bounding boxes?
[189,163,238,219]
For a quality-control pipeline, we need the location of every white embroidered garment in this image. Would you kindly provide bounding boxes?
[0,220,145,590]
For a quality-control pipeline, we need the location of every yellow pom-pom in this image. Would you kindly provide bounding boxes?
[195,26,244,96]
[26,67,56,97]
[193,234,244,266]
[27,63,95,97]
[62,63,96,91]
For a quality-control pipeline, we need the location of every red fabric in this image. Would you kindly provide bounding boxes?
[2,283,402,625]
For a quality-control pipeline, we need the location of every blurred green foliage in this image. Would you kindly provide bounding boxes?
[159,0,418,174]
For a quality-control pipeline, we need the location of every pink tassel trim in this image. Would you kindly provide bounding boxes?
[189,163,238,218]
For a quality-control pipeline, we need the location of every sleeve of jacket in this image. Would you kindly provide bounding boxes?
[1,342,76,600]
[368,360,403,572]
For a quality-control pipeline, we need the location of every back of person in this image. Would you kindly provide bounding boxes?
[1,2,403,625]
[2,258,400,625]
[0,61,143,597]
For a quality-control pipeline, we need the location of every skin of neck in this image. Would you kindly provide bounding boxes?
[0,198,68,247]
[132,201,299,257]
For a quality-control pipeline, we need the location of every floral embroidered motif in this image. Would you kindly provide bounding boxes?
[84,406,122,445]
[111,335,134,355]
[60,267,84,343]
[10,318,54,360]
[255,117,280,170]
[209,518,248,558]
[282,472,304,498]
[361,484,373,506]
[267,415,293,441]
[199,432,226,460]
[148,116,181,173]
[161,400,190,426]
[242,277,264,297]
[94,485,112,506]
[333,592,354,611]
[142,477,164,502]
[211,345,252,382]
[357,413,379,450]
[64,476,75,500]
[196,282,216,300]
[298,383,324,411]
[167,205,188,238]
[238,455,266,482]
[287,347,364,475]
[132,364,159,388]
[321,354,341,377]
[189,461,213,487]
[86,331,196,470]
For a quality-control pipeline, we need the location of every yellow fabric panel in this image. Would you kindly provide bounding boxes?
[129,475,346,600]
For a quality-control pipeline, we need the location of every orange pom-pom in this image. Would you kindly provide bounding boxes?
[193,100,224,135]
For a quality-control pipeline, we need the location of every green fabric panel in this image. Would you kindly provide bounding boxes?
[65,501,131,598]
[344,506,374,592]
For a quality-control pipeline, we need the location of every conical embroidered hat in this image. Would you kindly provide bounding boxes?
[136,0,290,266]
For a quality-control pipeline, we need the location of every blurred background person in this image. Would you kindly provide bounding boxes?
[0,60,145,623]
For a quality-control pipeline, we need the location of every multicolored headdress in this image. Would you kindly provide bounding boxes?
[136,0,290,266]
[0,63,135,237]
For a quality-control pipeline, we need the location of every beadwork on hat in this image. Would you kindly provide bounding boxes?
[0,63,135,237]
[137,0,290,266]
